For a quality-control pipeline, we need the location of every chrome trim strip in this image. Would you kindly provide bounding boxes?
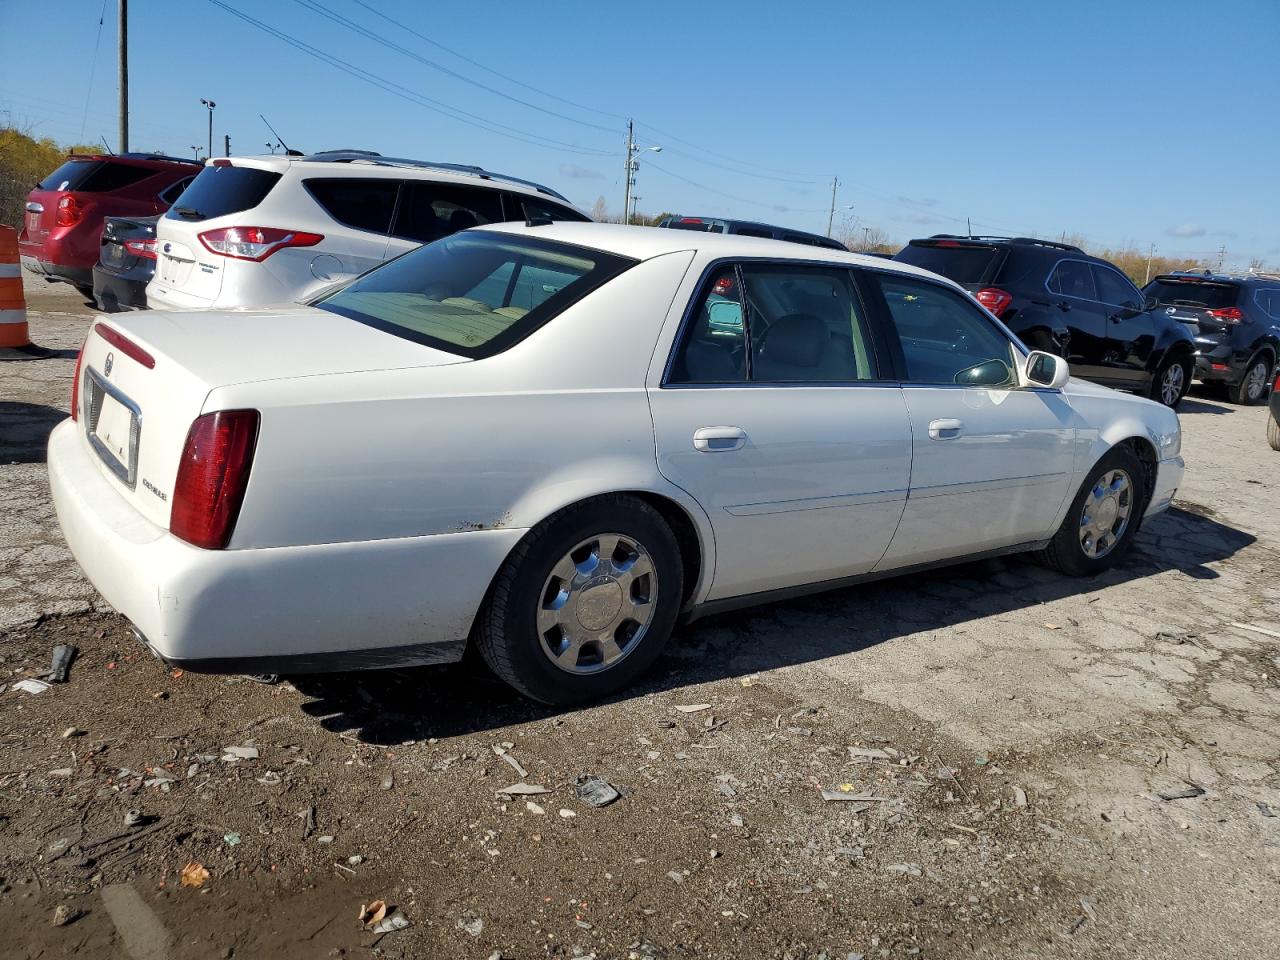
[906,472,1068,500]
[725,488,908,517]
[25,201,44,214]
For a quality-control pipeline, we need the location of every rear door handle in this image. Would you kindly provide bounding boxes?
[928,418,964,441]
[693,426,747,452]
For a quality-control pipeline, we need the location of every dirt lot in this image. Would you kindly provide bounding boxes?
[2,275,1278,959]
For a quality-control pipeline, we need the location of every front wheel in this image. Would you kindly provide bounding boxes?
[1268,413,1280,452]
[1232,353,1273,406]
[1150,354,1191,408]
[1039,445,1147,576]
[476,496,683,705]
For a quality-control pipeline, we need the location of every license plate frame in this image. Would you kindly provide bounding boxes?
[84,367,142,488]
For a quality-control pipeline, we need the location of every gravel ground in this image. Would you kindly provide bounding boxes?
[2,273,1278,959]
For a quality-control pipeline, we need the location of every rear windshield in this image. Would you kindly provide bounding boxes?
[165,165,282,222]
[316,231,637,359]
[664,219,725,233]
[38,159,155,193]
[895,242,1001,285]
[1143,279,1239,309]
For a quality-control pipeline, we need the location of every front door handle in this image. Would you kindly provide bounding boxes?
[693,426,747,452]
[928,418,964,441]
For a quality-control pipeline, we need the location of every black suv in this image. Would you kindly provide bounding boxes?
[1142,272,1280,405]
[657,216,847,250]
[894,236,1197,407]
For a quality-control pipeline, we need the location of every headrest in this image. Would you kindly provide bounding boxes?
[759,313,826,367]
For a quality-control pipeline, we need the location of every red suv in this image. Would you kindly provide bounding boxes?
[19,153,200,296]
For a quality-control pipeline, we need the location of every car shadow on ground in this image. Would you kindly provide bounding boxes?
[0,402,67,463]
[289,503,1254,744]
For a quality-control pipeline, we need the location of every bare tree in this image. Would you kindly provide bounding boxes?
[590,195,609,223]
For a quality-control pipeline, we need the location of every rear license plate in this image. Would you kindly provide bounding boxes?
[25,213,40,233]
[159,255,185,282]
[104,243,124,265]
[85,369,140,487]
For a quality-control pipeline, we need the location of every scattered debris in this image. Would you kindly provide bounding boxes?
[42,643,78,683]
[848,747,892,760]
[667,870,684,883]
[1014,787,1028,808]
[821,785,889,803]
[359,900,387,926]
[675,703,712,714]
[1258,803,1276,818]
[51,904,76,926]
[223,832,241,847]
[372,914,410,935]
[1157,783,1205,801]
[13,678,50,695]
[123,810,143,828]
[380,773,394,791]
[525,800,545,815]
[558,808,576,819]
[457,916,484,937]
[496,783,549,797]
[61,726,85,739]
[885,863,923,877]
[493,743,529,778]
[180,861,210,888]
[575,775,620,807]
[1230,622,1280,640]
[221,745,259,762]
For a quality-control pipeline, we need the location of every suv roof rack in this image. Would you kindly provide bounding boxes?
[926,234,1085,254]
[296,150,570,203]
[105,152,203,166]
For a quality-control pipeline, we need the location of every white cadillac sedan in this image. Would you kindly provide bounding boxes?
[48,223,1184,704]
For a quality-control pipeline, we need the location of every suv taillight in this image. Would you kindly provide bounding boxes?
[1208,306,1244,324]
[975,287,1013,318]
[123,238,158,259]
[197,227,323,262]
[70,345,85,422]
[56,195,84,227]
[171,410,259,549]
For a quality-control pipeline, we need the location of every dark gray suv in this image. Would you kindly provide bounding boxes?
[1142,272,1280,405]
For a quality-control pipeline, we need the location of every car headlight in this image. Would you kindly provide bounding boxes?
[1154,427,1181,459]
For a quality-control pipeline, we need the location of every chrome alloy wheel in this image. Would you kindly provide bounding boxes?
[1079,469,1134,559]
[1161,362,1185,406]
[537,533,657,675]
[1245,360,1270,402]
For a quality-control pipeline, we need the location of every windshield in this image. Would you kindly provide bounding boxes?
[895,242,1001,286]
[1143,279,1239,309]
[316,231,637,358]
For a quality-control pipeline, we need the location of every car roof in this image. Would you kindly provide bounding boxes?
[481,221,942,276]
[62,152,201,168]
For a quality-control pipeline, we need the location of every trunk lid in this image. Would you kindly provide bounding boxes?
[75,306,467,529]
[1143,277,1241,335]
[100,216,158,272]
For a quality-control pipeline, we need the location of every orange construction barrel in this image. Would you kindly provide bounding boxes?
[0,224,53,360]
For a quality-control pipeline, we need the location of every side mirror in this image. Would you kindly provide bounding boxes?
[1023,350,1070,389]
[1144,295,1159,312]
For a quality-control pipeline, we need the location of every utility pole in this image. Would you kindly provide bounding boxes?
[224,134,230,157]
[117,0,128,152]
[862,226,870,251]
[622,120,634,227]
[200,99,216,160]
[826,176,839,237]
[1144,243,1156,284]
[1215,244,1227,271]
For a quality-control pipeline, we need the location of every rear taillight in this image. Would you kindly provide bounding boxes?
[171,410,260,550]
[123,238,158,260]
[197,227,323,262]
[975,287,1014,317]
[56,195,84,227]
[1208,306,1244,324]
[94,322,156,369]
[70,345,85,421]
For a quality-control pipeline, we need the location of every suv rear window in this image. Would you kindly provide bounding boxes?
[894,242,1001,285]
[165,165,282,222]
[316,231,635,359]
[1143,279,1239,310]
[38,159,155,193]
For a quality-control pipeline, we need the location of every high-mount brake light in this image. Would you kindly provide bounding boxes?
[94,323,156,369]
[197,226,324,262]
[171,410,260,550]
[211,158,232,167]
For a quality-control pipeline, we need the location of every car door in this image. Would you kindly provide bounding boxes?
[648,260,913,600]
[864,271,1078,570]
[383,181,506,260]
[1093,263,1153,386]
[1044,259,1112,382]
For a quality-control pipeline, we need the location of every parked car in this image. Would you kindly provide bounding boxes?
[18,153,199,297]
[1142,271,1280,405]
[49,225,1183,705]
[657,215,846,250]
[893,235,1197,407]
[146,150,589,310]
[1269,369,1280,450]
[93,216,160,312]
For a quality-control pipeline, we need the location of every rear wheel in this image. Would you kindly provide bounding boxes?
[1268,412,1280,452]
[1232,353,1273,406]
[1039,445,1147,576]
[1150,354,1191,408]
[476,496,683,705]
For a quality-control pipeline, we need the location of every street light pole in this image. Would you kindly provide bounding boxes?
[622,119,661,226]
[200,99,216,160]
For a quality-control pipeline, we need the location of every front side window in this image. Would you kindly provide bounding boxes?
[391,182,504,243]
[1047,260,1097,301]
[873,274,1016,386]
[668,263,877,384]
[316,231,635,358]
[1093,265,1142,308]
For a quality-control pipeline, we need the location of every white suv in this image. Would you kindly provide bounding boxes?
[145,150,588,310]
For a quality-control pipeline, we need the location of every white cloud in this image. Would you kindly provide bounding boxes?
[1166,223,1206,238]
[558,164,602,180]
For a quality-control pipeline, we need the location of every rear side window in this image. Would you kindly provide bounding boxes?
[315,231,635,359]
[1143,279,1239,310]
[391,183,503,243]
[513,196,590,223]
[1047,260,1097,300]
[304,178,398,234]
[165,165,283,222]
[39,159,103,191]
[894,242,1001,285]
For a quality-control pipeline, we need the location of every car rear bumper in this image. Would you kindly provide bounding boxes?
[21,256,93,288]
[1145,455,1184,517]
[93,264,152,311]
[48,419,525,673]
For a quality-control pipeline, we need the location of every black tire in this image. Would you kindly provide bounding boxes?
[1149,353,1191,408]
[476,495,683,705]
[1039,445,1148,577]
[1268,413,1280,452]
[1231,352,1273,406]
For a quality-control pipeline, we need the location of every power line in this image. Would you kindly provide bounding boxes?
[204,0,614,157]
[645,158,827,214]
[637,120,821,181]
[291,0,619,134]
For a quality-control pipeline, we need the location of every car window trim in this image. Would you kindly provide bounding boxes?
[1090,262,1144,309]
[661,256,893,389]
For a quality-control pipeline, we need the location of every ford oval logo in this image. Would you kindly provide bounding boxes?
[104,352,114,376]
[1166,306,1177,315]
[163,243,172,253]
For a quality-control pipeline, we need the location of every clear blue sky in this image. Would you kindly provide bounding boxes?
[3,0,1277,266]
